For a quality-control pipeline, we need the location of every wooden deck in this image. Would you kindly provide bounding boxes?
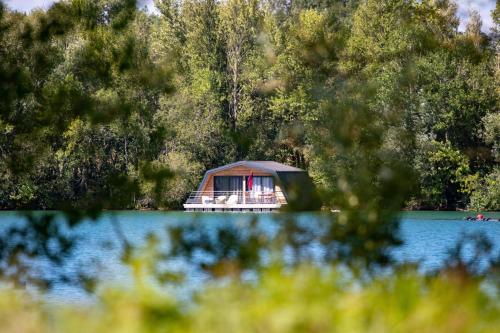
[183,203,282,212]
[184,190,285,212]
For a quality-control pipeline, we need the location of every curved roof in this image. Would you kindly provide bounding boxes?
[206,161,304,174]
[196,161,305,192]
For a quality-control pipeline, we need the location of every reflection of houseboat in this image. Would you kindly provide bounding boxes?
[184,161,320,212]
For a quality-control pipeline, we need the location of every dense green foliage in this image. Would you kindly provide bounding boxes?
[1,265,500,333]
[0,0,498,211]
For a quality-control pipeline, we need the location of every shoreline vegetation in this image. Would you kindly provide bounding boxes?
[0,0,498,213]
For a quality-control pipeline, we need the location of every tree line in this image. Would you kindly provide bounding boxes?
[0,0,498,211]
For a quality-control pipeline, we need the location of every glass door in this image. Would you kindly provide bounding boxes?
[245,176,275,203]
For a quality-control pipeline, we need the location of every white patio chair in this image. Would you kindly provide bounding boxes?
[226,194,238,205]
[215,196,227,204]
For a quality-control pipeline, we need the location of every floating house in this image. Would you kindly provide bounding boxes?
[184,161,320,212]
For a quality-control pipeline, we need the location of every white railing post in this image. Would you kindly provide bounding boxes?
[242,178,246,204]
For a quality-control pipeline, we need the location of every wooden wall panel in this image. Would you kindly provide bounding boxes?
[201,176,214,194]
[274,184,287,204]
[214,166,272,177]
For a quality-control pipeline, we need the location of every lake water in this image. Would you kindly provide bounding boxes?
[1,210,499,303]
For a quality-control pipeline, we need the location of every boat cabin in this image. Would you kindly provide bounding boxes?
[184,161,320,212]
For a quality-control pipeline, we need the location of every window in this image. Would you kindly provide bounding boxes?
[249,176,274,193]
[214,176,243,193]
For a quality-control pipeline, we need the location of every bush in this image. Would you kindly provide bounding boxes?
[1,266,499,333]
[467,168,500,211]
[416,141,471,209]
[136,151,203,209]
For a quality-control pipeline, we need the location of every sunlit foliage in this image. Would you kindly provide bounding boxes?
[1,266,499,333]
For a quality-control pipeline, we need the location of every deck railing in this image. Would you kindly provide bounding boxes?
[185,190,283,205]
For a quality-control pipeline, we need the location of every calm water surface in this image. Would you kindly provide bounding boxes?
[0,211,499,302]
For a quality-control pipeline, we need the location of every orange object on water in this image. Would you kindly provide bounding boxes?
[477,214,484,220]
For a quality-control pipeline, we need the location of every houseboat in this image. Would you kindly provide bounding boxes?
[184,161,320,212]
